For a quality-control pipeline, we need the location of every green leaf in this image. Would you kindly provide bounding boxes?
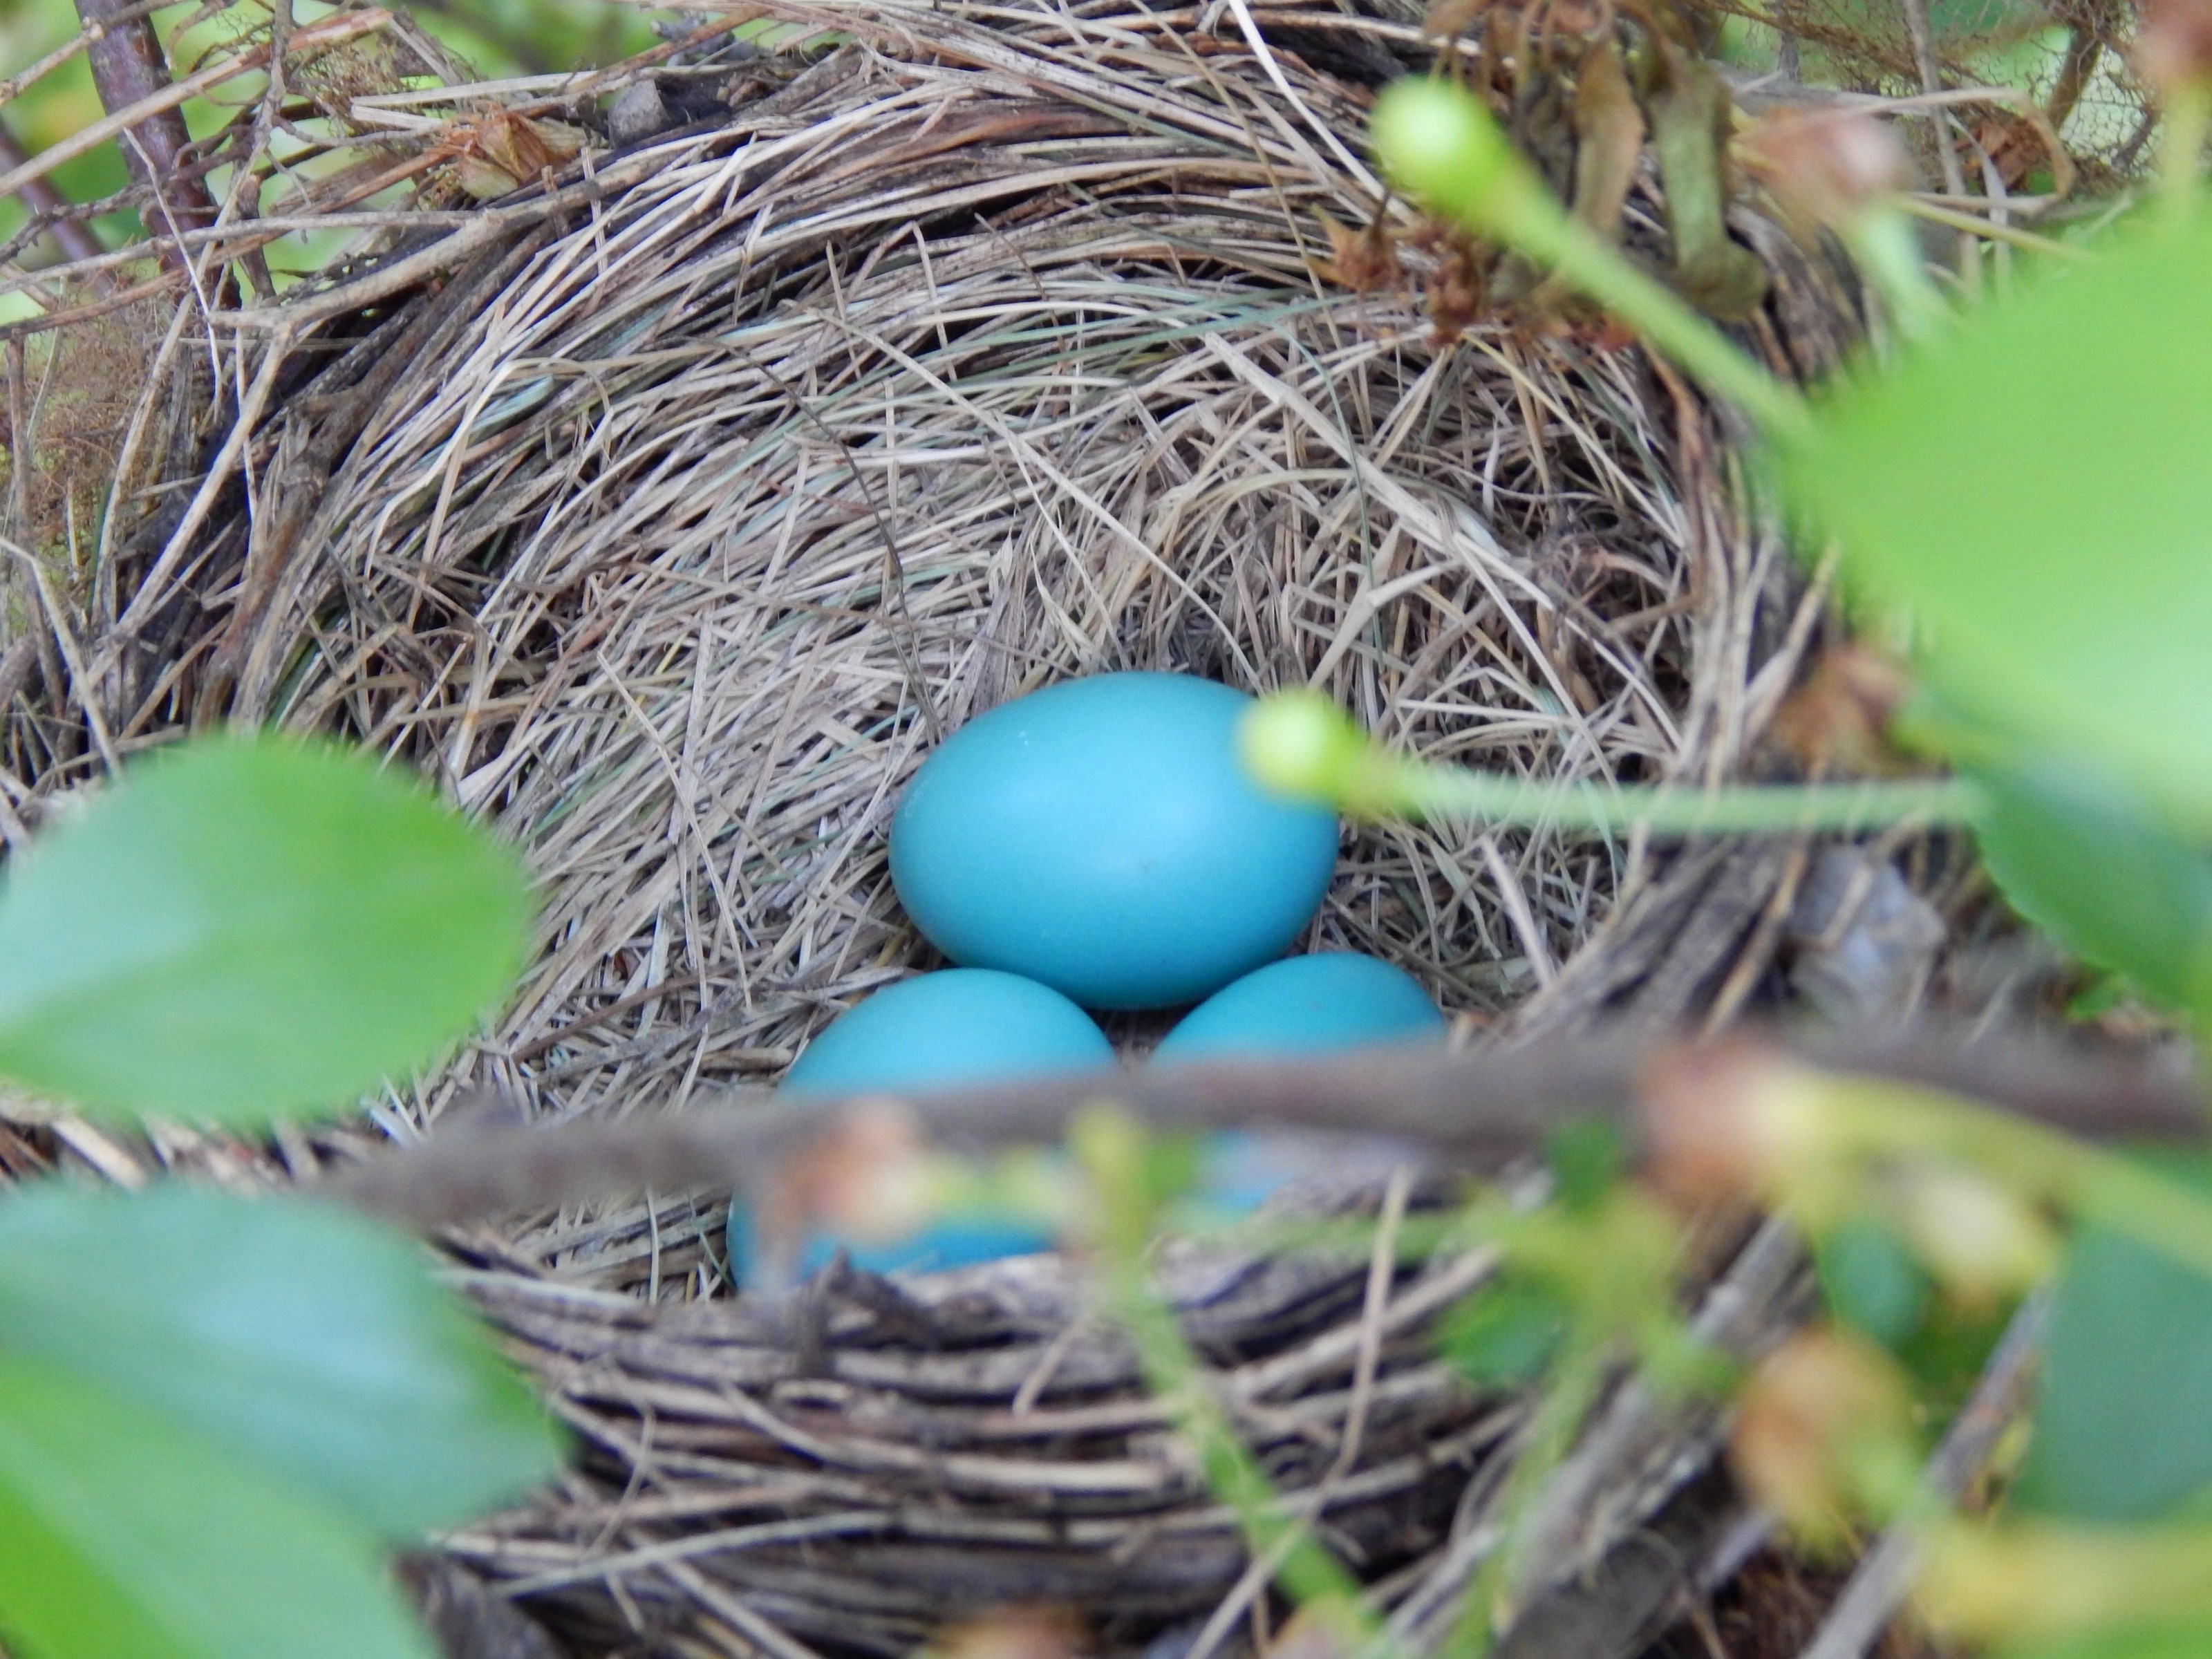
[1972,757,2212,1018]
[1544,1118,1628,1214]
[0,1186,561,1539]
[1440,1282,1568,1387]
[2006,1626,2212,1659]
[1780,212,2212,817]
[0,735,532,1123]
[2018,1226,2212,1522]
[1815,1217,1931,1349]
[0,1354,434,1659]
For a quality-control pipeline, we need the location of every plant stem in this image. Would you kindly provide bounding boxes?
[1072,1109,1378,1631]
[1512,210,1812,441]
[1371,80,1809,441]
[2160,81,2210,227]
[1819,1077,2212,1280]
[1241,692,1982,836]
[1389,766,1978,837]
[1439,1340,1611,1659]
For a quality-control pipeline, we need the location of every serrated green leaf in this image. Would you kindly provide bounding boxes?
[0,735,532,1124]
[1780,213,2212,817]
[0,1355,435,1659]
[1972,758,2212,1018]
[0,1187,561,1539]
[1815,1217,1931,1349]
[2018,1226,2212,1522]
[1440,1282,1568,1387]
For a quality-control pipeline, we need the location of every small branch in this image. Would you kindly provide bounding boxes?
[1895,0,1975,279]
[0,0,171,109]
[72,0,216,270]
[317,1024,2206,1231]
[0,11,391,237]
[1794,1289,2051,1659]
[0,125,104,265]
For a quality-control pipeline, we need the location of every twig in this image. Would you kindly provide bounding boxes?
[1896,197,2088,262]
[1503,1218,1806,1615]
[209,142,686,330]
[72,0,217,268]
[1792,1290,2052,1659]
[1894,0,1974,280]
[318,1024,2206,1230]
[0,12,392,220]
[0,126,103,265]
[0,0,173,111]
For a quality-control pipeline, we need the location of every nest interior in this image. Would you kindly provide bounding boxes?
[160,3,1862,1117]
[41,1,1903,1653]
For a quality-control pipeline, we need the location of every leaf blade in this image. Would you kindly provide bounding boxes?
[1971,756,2212,1020]
[0,1355,435,1659]
[0,735,532,1124]
[0,1186,561,1539]
[1781,214,2212,815]
[2019,1220,2212,1522]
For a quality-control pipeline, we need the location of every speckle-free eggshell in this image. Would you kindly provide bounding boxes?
[1154,953,1444,1222]
[890,673,1340,1010]
[1152,952,1446,1062]
[730,969,1113,1283]
[782,968,1114,1096]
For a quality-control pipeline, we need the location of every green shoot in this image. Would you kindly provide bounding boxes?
[1369,79,1811,440]
[1239,691,1981,836]
[1071,1109,1380,1642]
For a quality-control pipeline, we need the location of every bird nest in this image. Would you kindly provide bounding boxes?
[15,0,1900,1652]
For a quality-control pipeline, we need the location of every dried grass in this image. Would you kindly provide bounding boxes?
[1,2,1891,1651]
[100,0,1862,1145]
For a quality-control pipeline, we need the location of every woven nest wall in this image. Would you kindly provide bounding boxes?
[97,3,1886,1654]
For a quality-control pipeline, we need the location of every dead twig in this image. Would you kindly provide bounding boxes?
[322,1024,2203,1230]
[1792,1290,2052,1659]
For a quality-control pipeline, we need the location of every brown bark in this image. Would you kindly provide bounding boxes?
[72,0,216,268]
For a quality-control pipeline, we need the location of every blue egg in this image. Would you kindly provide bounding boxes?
[1154,953,1447,1062]
[1156,953,1444,1223]
[782,968,1114,1096]
[890,673,1339,1010]
[730,970,1112,1284]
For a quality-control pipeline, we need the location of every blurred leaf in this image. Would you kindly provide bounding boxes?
[0,1354,433,1659]
[1815,1216,1931,1349]
[1640,39,1767,318]
[1141,1131,1208,1210]
[1973,756,2212,1018]
[1893,1293,2014,1425]
[1544,1118,1628,1213]
[1781,212,2212,818]
[0,735,531,1124]
[2018,1225,2212,1521]
[0,1185,560,1539]
[2008,1627,2212,1659]
[1566,39,1644,237]
[2065,973,2135,1023]
[1441,1282,1568,1387]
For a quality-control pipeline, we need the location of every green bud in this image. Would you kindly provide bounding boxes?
[1238,691,1418,818]
[1239,691,1361,802]
[1369,78,1538,234]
